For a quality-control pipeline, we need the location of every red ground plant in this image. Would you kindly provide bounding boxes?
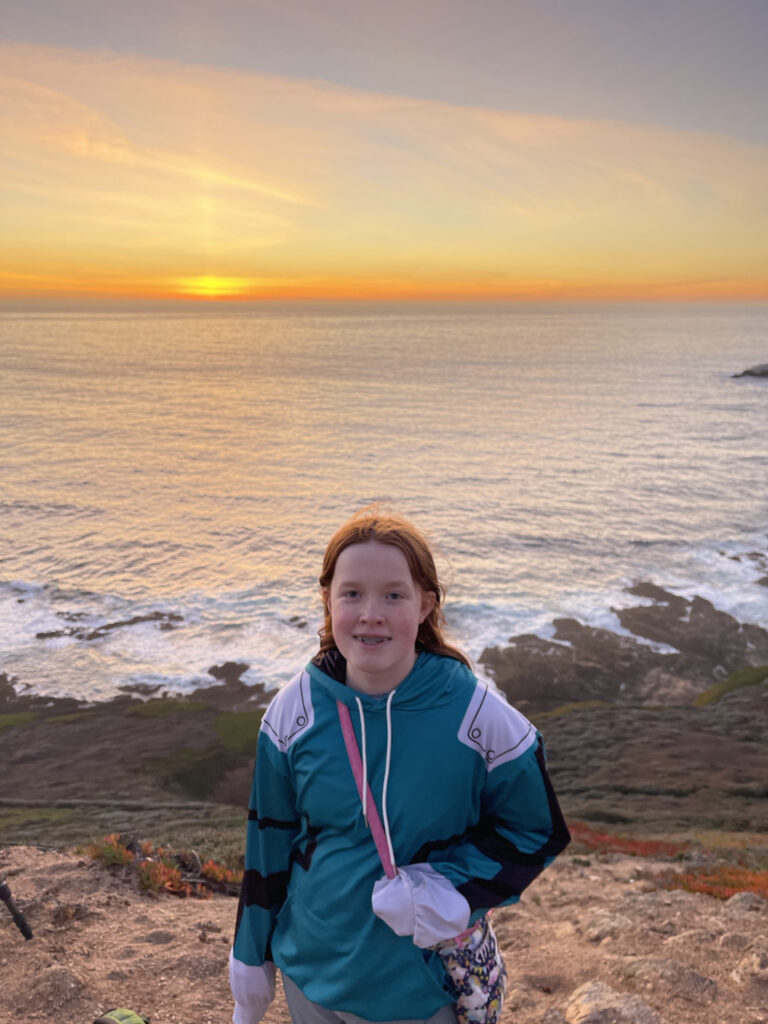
[660,864,768,900]
[87,833,238,897]
[568,821,689,858]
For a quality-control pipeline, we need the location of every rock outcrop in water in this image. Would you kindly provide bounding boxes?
[479,583,768,832]
[732,363,768,378]
[480,584,768,714]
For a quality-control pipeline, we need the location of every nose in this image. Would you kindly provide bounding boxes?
[359,597,384,622]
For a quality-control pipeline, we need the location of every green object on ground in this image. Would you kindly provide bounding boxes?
[93,1009,149,1024]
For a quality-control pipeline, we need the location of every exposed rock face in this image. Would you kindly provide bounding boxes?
[476,580,768,831]
[480,583,768,714]
[731,938,768,985]
[616,584,768,673]
[733,363,768,378]
[565,980,665,1023]
[619,957,718,1004]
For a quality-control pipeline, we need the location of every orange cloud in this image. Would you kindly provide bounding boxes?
[1,43,767,303]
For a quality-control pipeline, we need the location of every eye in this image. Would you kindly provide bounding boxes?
[387,592,403,600]
[343,589,359,598]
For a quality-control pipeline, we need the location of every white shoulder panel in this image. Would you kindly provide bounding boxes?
[458,679,536,771]
[261,670,315,751]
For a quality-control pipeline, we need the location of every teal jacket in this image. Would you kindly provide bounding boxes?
[232,650,570,1020]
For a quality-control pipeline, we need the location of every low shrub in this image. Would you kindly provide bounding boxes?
[659,864,768,900]
[86,833,241,896]
[87,832,136,867]
[136,858,183,893]
[694,665,768,706]
[569,821,689,858]
[201,859,243,886]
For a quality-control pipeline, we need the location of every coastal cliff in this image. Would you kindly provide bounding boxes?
[1,580,767,1023]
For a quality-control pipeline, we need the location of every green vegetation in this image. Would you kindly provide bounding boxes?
[124,698,210,718]
[45,712,90,724]
[214,710,263,754]
[694,665,768,707]
[0,711,37,731]
[87,832,136,867]
[535,700,609,719]
[0,805,73,831]
[142,744,240,800]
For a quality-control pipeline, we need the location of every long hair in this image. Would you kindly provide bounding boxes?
[318,506,471,668]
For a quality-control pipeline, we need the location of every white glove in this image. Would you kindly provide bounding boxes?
[372,863,471,948]
[229,950,276,1024]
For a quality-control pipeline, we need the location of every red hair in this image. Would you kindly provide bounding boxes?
[318,506,471,668]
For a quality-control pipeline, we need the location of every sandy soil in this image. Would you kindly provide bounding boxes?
[1,845,766,1024]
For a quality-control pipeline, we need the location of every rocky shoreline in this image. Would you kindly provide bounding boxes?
[2,580,768,1024]
[480,582,768,834]
[1,580,767,847]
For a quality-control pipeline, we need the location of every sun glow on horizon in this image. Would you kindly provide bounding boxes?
[175,276,256,298]
[2,42,767,306]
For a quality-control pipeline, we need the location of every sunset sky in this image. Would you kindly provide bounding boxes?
[2,0,767,305]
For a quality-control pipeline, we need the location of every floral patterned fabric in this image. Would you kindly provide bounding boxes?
[435,916,507,1024]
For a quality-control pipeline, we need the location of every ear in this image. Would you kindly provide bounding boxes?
[321,587,331,613]
[419,589,437,623]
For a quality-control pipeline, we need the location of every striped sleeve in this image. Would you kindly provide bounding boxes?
[232,727,299,965]
[422,690,570,917]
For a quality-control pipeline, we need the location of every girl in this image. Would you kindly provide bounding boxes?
[230,508,570,1024]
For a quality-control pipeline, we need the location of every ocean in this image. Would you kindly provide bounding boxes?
[1,302,767,702]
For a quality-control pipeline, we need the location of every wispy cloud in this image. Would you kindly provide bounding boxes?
[2,42,767,300]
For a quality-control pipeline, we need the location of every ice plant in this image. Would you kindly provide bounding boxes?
[201,859,243,885]
[87,833,136,867]
[659,864,768,900]
[568,821,689,858]
[85,833,239,897]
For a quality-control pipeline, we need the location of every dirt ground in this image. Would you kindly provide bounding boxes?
[1,845,766,1024]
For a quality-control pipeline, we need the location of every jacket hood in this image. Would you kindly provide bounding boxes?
[307,648,473,712]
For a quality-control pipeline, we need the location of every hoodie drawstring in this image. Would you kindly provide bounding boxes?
[354,696,368,826]
[353,691,397,872]
[381,690,397,871]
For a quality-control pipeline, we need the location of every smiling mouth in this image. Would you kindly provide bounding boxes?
[353,635,390,646]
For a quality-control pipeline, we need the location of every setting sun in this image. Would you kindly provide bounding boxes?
[175,276,255,299]
[1,4,767,307]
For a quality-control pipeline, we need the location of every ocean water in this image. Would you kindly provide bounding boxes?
[1,302,767,701]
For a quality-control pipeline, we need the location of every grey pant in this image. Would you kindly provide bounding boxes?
[281,972,458,1024]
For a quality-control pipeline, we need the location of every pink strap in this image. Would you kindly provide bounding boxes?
[337,700,397,879]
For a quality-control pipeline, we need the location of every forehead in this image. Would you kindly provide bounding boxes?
[332,540,413,583]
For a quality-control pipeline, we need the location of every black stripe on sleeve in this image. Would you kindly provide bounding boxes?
[410,830,469,865]
[457,739,570,911]
[533,740,571,856]
[289,823,320,872]
[247,810,300,829]
[239,867,291,911]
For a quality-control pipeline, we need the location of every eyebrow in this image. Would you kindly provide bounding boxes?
[335,579,412,589]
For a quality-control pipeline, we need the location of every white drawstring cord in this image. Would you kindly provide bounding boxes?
[381,690,397,872]
[354,696,368,825]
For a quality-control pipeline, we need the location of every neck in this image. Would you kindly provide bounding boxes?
[345,651,419,695]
